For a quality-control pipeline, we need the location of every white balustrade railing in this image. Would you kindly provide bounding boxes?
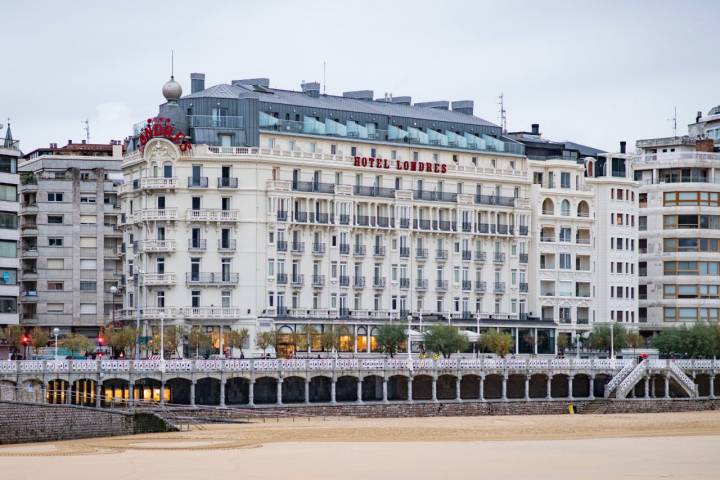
[669,361,697,395]
[616,360,647,398]
[605,359,637,395]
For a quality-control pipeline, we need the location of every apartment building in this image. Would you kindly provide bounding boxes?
[18,141,124,338]
[634,104,720,335]
[119,74,556,357]
[0,124,21,328]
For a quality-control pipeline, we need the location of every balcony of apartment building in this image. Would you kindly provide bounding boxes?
[293,210,309,223]
[541,306,554,323]
[540,281,556,297]
[540,227,555,243]
[575,282,591,298]
[185,272,239,287]
[414,247,428,260]
[276,210,288,222]
[399,277,409,289]
[276,240,288,252]
[577,201,590,218]
[494,282,506,293]
[182,306,243,320]
[493,252,506,263]
[187,176,209,188]
[353,243,366,256]
[577,307,590,326]
[338,213,350,225]
[312,275,325,287]
[310,211,333,225]
[575,255,591,273]
[21,259,37,279]
[139,273,176,286]
[292,179,335,194]
[519,253,529,264]
[312,242,326,255]
[188,238,207,252]
[218,238,237,252]
[136,176,177,190]
[399,217,410,229]
[400,246,410,258]
[436,280,448,292]
[20,216,38,236]
[461,249,472,261]
[539,254,555,271]
[461,280,472,291]
[415,278,428,291]
[435,248,448,261]
[519,282,529,293]
[353,276,366,289]
[461,221,472,233]
[339,243,350,255]
[291,241,305,254]
[291,274,304,288]
[276,273,288,285]
[474,251,487,263]
[217,175,239,189]
[414,218,432,231]
[474,281,487,293]
[21,193,38,214]
[474,193,515,207]
[576,229,591,245]
[354,184,395,199]
[541,198,555,216]
[186,208,239,222]
[20,280,37,303]
[130,208,178,223]
[339,275,350,287]
[373,244,386,257]
[373,276,386,289]
[21,238,38,258]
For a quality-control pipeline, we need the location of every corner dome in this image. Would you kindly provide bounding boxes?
[162,76,182,101]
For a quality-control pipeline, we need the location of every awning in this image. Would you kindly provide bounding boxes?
[461,330,480,341]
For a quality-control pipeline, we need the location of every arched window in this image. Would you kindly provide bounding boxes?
[542,198,554,215]
[577,201,590,218]
[561,200,571,216]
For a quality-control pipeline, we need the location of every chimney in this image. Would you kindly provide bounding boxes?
[415,100,449,110]
[696,110,703,123]
[301,81,320,97]
[620,141,626,154]
[343,90,374,101]
[390,96,412,105]
[531,124,540,135]
[231,78,270,88]
[81,140,86,144]
[68,139,72,145]
[451,100,474,115]
[190,73,205,94]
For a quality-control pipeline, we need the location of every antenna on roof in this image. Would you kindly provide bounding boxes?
[171,49,174,78]
[498,92,507,134]
[667,105,677,137]
[323,60,326,95]
[82,119,90,142]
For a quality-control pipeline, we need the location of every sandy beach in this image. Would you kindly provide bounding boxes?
[2,411,720,479]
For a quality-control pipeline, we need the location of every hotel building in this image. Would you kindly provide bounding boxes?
[18,141,124,338]
[120,74,558,356]
[0,124,21,328]
[634,105,720,335]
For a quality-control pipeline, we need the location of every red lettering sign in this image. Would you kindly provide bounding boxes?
[139,117,192,154]
[353,156,446,175]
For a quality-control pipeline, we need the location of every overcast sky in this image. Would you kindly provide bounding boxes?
[2,0,718,153]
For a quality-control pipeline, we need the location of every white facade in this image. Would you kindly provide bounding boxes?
[0,144,20,327]
[120,135,540,355]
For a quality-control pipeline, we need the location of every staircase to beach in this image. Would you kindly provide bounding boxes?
[604,359,636,398]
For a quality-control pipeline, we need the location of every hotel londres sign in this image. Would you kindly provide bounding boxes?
[138,117,192,154]
[353,156,448,174]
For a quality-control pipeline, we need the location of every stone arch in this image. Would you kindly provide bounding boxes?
[460,374,480,400]
[195,377,220,405]
[282,376,306,404]
[550,374,569,398]
[529,373,548,398]
[362,375,383,402]
[165,377,191,405]
[572,374,591,398]
[102,378,129,406]
[542,198,554,215]
[253,376,277,404]
[71,378,97,406]
[226,377,250,405]
[593,374,611,398]
[695,373,712,397]
[483,374,503,399]
[335,375,358,402]
[309,375,331,403]
[577,200,590,217]
[134,377,162,403]
[436,374,457,400]
[19,379,44,403]
[0,380,16,401]
[46,379,68,404]
[506,374,526,399]
[412,375,433,401]
[388,374,408,401]
[560,199,571,216]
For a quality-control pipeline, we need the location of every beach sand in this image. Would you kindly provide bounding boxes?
[2,411,720,479]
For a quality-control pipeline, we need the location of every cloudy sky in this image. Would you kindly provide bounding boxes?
[2,0,718,152]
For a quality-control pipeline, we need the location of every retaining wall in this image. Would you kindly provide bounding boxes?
[0,401,175,445]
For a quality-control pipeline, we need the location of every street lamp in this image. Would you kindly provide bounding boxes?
[110,285,118,327]
[407,314,413,361]
[134,268,144,360]
[475,311,481,357]
[52,327,60,359]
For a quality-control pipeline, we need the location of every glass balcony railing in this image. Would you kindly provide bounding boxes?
[189,115,244,129]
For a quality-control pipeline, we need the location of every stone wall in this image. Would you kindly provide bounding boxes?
[0,401,175,445]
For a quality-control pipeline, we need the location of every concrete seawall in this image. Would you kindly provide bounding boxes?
[0,401,176,445]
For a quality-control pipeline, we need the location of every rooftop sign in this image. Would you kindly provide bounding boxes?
[354,156,447,174]
[139,117,192,154]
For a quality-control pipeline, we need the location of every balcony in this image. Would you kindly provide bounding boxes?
[312,275,325,287]
[494,282,506,293]
[140,273,176,286]
[462,280,472,291]
[21,248,38,258]
[140,177,177,190]
[400,247,410,258]
[189,115,244,129]
[339,214,350,225]
[276,273,288,284]
[276,240,288,252]
[312,243,326,255]
[416,219,432,230]
[182,307,244,319]
[438,220,456,232]
[436,249,448,261]
[416,279,428,290]
[414,190,457,203]
[353,244,366,256]
[477,223,489,234]
[494,252,506,263]
[129,209,178,223]
[353,276,366,288]
[291,275,304,287]
[519,253,528,264]
[185,272,239,286]
[140,240,176,253]
[339,275,350,287]
[294,211,309,223]
[217,177,239,188]
[373,245,386,257]
[293,180,335,194]
[186,209,239,222]
[436,280,448,291]
[355,215,369,226]
[313,212,332,224]
[462,222,472,232]
[353,185,395,199]
[218,239,236,251]
[497,224,509,235]
[519,282,529,293]
[376,216,391,228]
[277,211,288,222]
[519,226,529,236]
[399,278,410,289]
[291,242,305,253]
[474,251,486,262]
[475,281,487,293]
[188,239,207,251]
[461,250,472,261]
[339,244,350,255]
[475,194,514,207]
[399,218,410,229]
[416,248,428,260]
[373,277,386,288]
[187,177,209,188]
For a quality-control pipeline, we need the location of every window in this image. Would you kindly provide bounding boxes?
[560,172,570,189]
[80,259,97,270]
[0,212,16,229]
[559,228,571,242]
[48,237,63,247]
[48,192,64,202]
[559,253,571,269]
[47,281,64,291]
[0,240,16,257]
[0,184,16,201]
[80,215,97,224]
[47,303,64,313]
[47,258,64,269]
[47,215,63,224]
[80,303,97,314]
[0,269,16,285]
[80,281,96,292]
[80,237,97,248]
[80,196,96,203]
[191,290,201,308]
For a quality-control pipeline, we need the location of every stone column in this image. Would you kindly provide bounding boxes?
[356,378,363,403]
[276,377,283,405]
[664,375,670,399]
[588,375,595,400]
[501,374,507,401]
[331,378,337,405]
[382,377,388,403]
[248,379,255,407]
[96,382,102,408]
[479,375,485,401]
[524,375,530,401]
[41,383,47,404]
[129,382,135,405]
[304,378,310,404]
[456,377,462,402]
[650,377,655,398]
[220,379,226,407]
[160,381,166,406]
[567,375,574,400]
[407,376,413,402]
[643,376,650,399]
[431,376,438,402]
[546,376,552,400]
[66,380,73,405]
[190,381,196,406]
[710,375,716,399]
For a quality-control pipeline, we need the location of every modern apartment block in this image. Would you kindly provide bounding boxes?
[634,104,720,335]
[512,126,639,344]
[119,74,557,357]
[18,141,124,338]
[0,125,21,328]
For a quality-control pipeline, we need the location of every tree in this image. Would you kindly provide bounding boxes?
[256,330,277,356]
[375,324,407,358]
[29,327,49,351]
[61,333,93,356]
[651,324,720,358]
[479,330,514,358]
[423,325,468,358]
[2,325,23,354]
[588,324,628,354]
[152,326,182,357]
[226,328,250,356]
[320,325,354,354]
[106,327,136,358]
[556,333,569,355]
[626,331,644,356]
[187,326,211,359]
